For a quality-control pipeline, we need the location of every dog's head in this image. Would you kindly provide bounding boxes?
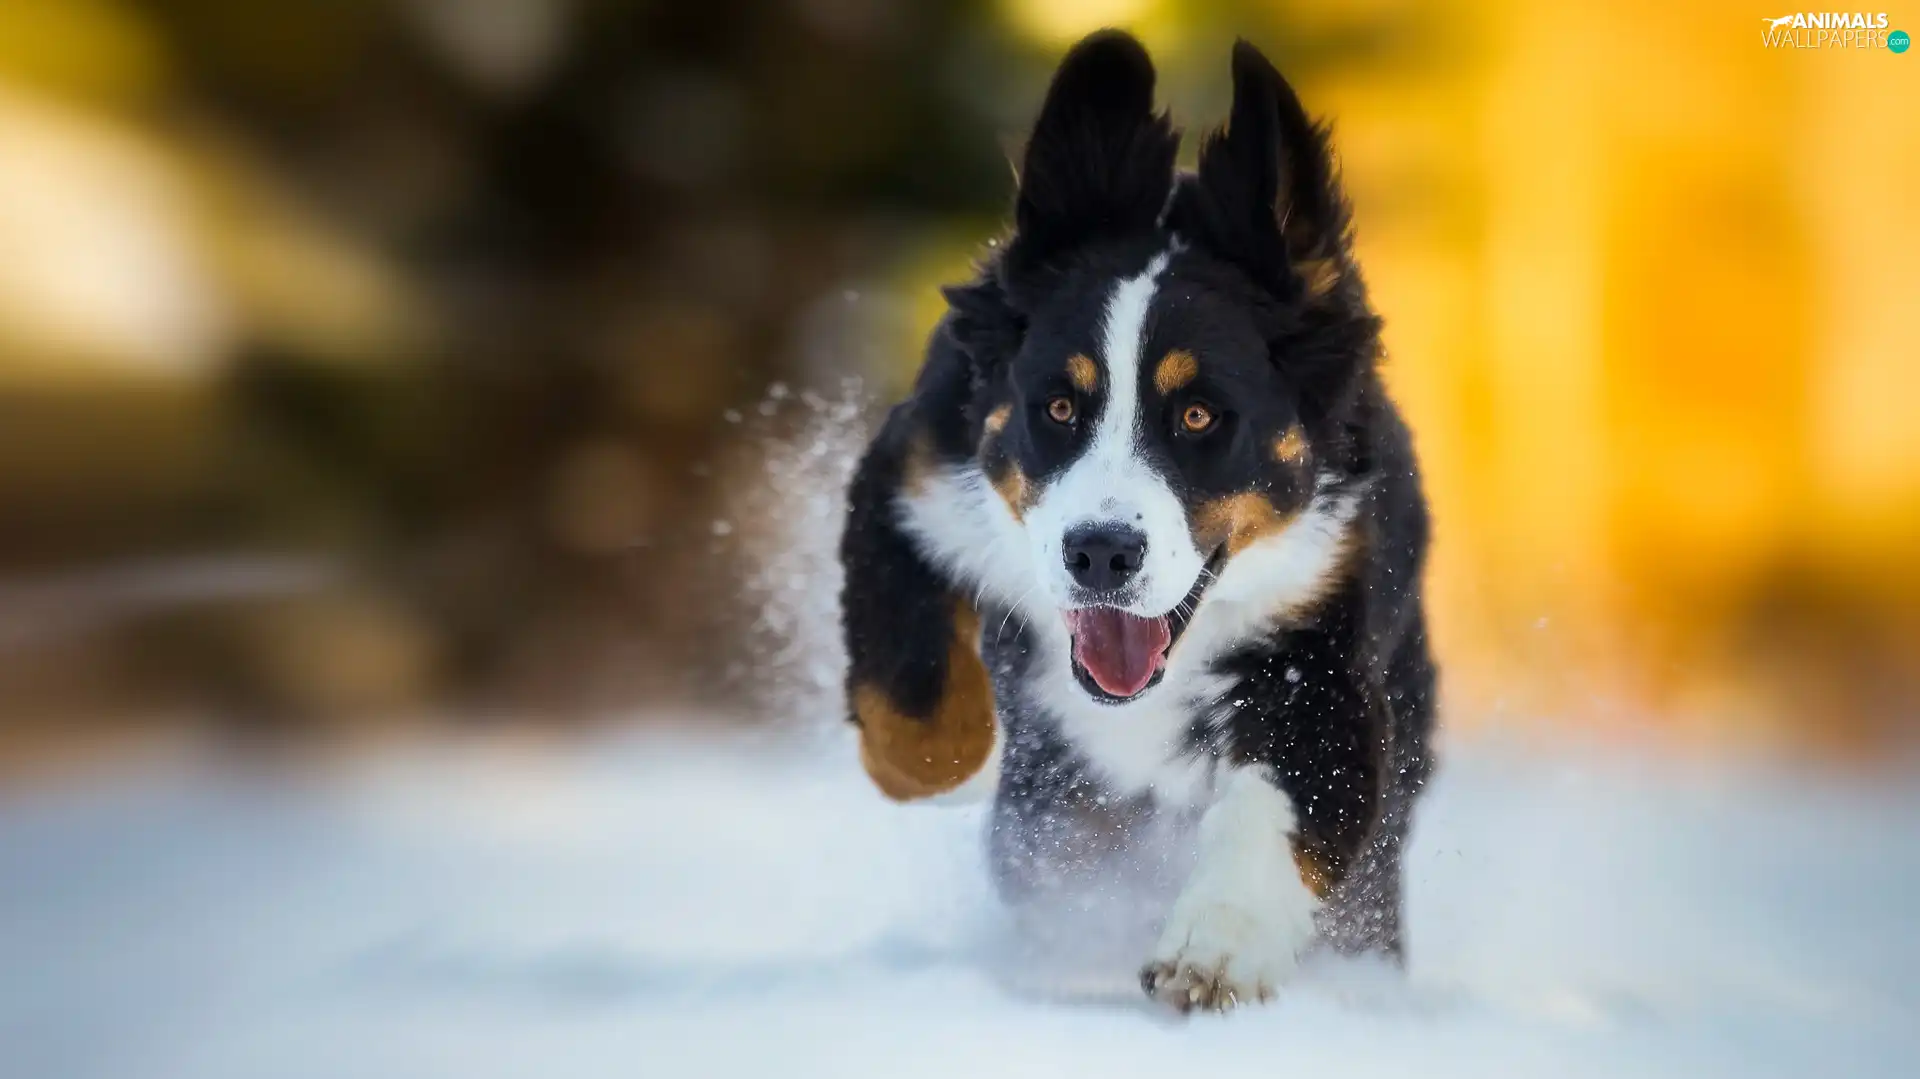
[946,31,1381,704]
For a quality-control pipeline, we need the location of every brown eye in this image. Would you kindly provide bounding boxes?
[1182,403,1215,433]
[1047,396,1076,424]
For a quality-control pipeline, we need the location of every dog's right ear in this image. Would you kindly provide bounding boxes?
[938,277,1023,388]
[1004,29,1179,280]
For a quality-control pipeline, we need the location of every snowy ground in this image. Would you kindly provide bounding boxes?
[3,724,1917,1079]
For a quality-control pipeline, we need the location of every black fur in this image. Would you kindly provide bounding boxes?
[838,395,965,723]
[1006,30,1180,284]
[840,31,1436,972]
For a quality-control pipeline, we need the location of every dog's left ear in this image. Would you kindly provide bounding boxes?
[1170,42,1373,409]
[1171,40,1352,301]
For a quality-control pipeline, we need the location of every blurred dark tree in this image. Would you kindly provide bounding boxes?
[1,0,1025,732]
[2,0,1418,742]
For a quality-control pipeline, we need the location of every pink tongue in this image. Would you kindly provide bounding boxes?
[1066,608,1172,699]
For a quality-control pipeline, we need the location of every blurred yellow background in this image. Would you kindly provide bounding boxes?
[0,0,1913,766]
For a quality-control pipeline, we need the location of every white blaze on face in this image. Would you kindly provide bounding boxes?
[1027,252,1207,616]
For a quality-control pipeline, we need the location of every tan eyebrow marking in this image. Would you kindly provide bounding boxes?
[1153,349,1198,394]
[1273,424,1309,464]
[1066,353,1098,393]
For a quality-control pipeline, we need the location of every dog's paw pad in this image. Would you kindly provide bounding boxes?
[1140,901,1307,1014]
[1139,958,1274,1014]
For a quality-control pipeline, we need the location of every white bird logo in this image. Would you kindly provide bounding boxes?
[1763,15,1797,29]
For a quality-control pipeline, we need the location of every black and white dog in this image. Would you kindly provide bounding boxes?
[839,31,1436,1012]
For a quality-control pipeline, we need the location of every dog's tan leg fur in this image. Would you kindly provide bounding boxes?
[854,602,996,800]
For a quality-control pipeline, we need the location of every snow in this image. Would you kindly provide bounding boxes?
[3,725,1916,1079]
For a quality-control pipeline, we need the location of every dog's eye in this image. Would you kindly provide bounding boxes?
[1181,403,1216,434]
[1046,396,1076,425]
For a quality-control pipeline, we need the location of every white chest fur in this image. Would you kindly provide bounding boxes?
[1028,618,1227,805]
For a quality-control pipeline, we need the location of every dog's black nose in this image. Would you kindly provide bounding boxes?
[1062,524,1146,592]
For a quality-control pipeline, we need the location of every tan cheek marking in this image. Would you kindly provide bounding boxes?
[987,461,1031,521]
[854,603,996,801]
[1193,492,1364,627]
[979,408,1032,519]
[1273,424,1309,465]
[1193,492,1291,558]
[1067,353,1098,393]
[1153,349,1198,395]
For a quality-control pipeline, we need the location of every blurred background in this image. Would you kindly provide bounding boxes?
[0,0,1915,776]
[4,6,1919,1076]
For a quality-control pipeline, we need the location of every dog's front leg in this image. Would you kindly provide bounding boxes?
[1142,636,1386,1011]
[1140,767,1322,1011]
[839,403,998,802]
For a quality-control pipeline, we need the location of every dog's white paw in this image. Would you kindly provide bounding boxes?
[1140,768,1320,1014]
[1140,896,1313,1012]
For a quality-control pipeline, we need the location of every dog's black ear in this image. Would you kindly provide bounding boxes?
[1171,40,1354,306]
[940,277,1024,384]
[1005,30,1179,279]
[1170,40,1375,417]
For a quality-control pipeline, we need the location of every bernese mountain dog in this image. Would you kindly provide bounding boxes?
[838,30,1436,1013]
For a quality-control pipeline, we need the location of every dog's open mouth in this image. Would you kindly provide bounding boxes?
[1065,549,1221,704]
